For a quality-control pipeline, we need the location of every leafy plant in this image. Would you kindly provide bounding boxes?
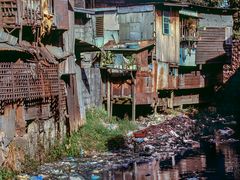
[46,107,137,159]
[0,167,15,180]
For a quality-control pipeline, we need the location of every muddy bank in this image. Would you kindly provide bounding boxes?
[19,108,239,179]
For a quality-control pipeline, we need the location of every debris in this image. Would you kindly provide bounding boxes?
[217,127,234,137]
[17,175,30,180]
[170,130,180,138]
[22,110,240,179]
[30,176,43,180]
[91,174,100,180]
[133,130,147,138]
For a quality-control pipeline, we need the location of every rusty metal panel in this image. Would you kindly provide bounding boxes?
[135,50,149,68]
[199,14,233,28]
[111,79,131,97]
[0,63,59,101]
[135,71,154,104]
[157,62,178,90]
[25,104,50,121]
[75,0,85,8]
[157,62,168,90]
[54,0,69,29]
[118,11,154,41]
[21,0,41,26]
[178,72,205,89]
[66,74,83,132]
[0,0,18,27]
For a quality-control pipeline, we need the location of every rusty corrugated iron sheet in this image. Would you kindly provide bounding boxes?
[0,63,59,101]
[178,72,205,89]
[157,62,178,90]
[0,43,24,52]
[0,31,18,45]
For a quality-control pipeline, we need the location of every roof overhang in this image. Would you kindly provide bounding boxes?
[104,43,155,53]
[75,39,101,52]
[0,43,26,52]
[179,9,199,18]
[74,7,96,14]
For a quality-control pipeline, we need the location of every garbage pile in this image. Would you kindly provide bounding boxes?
[127,115,201,167]
[19,108,240,179]
[193,109,239,144]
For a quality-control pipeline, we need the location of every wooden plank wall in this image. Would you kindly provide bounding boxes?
[155,9,180,64]
[196,27,226,64]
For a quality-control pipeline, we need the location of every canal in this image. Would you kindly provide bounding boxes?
[112,143,240,180]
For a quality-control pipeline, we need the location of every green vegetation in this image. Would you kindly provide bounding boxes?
[21,155,40,174]
[48,108,137,160]
[0,167,15,180]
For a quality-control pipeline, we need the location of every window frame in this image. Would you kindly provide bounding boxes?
[162,10,171,35]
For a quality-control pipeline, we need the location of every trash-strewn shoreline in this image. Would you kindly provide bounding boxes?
[18,108,239,180]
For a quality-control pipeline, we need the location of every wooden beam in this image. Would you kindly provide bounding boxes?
[169,91,174,109]
[107,74,111,118]
[110,80,113,118]
[131,77,136,121]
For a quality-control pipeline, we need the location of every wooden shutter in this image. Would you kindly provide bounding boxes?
[96,16,104,37]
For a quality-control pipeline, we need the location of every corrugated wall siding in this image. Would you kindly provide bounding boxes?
[196,27,227,64]
[81,68,102,108]
[118,11,154,41]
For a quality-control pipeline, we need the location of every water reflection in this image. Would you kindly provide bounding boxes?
[112,144,240,180]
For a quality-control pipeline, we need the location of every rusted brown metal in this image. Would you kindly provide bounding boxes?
[0,0,69,31]
[102,43,156,106]
[0,63,59,101]
[178,72,205,89]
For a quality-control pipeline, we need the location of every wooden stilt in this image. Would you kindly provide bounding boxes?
[131,77,136,121]
[169,91,174,109]
[110,79,113,118]
[107,74,111,118]
[133,162,137,180]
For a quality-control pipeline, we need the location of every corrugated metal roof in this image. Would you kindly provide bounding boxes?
[179,9,199,18]
[0,31,18,46]
[104,43,154,52]
[117,5,154,14]
[45,45,71,60]
[75,39,101,52]
[199,14,233,27]
[0,43,24,52]
[74,7,96,14]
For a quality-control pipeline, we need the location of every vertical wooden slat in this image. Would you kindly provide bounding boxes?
[131,76,136,121]
[107,73,111,118]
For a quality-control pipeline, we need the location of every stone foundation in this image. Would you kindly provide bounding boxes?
[0,99,67,170]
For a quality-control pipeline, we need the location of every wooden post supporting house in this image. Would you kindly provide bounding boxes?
[110,75,113,118]
[107,73,111,118]
[169,90,174,109]
[131,75,136,121]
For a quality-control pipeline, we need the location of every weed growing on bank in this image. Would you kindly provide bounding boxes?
[48,108,137,160]
[0,167,15,180]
